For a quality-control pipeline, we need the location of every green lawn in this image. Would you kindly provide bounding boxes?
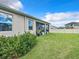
[20,33,79,59]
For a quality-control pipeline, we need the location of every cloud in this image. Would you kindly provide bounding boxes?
[0,0,23,10]
[42,12,79,27]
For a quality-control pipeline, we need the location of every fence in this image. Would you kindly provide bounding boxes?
[50,29,79,33]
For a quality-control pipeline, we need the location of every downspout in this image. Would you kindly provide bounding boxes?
[24,16,26,32]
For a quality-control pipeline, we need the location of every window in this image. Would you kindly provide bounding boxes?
[0,12,12,31]
[28,19,33,30]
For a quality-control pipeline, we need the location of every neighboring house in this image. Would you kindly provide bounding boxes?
[57,27,65,29]
[65,22,79,29]
[49,25,57,29]
[0,4,49,36]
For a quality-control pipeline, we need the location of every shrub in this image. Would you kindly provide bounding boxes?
[0,32,37,59]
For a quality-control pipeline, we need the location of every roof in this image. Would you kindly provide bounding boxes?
[0,4,49,24]
[65,22,79,25]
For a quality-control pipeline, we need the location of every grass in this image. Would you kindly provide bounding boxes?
[20,33,79,59]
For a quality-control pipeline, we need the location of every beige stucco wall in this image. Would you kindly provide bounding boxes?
[0,9,37,36]
[25,17,36,35]
[0,9,25,36]
[0,9,48,36]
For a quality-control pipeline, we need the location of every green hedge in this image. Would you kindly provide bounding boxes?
[0,32,37,59]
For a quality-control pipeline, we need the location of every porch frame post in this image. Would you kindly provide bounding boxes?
[33,20,36,35]
[44,24,47,34]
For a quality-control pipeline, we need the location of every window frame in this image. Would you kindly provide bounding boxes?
[0,11,13,31]
[28,19,33,30]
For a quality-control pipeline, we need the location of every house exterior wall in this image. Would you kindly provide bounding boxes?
[0,9,39,36]
[0,9,49,36]
[65,24,79,29]
[73,26,79,29]
[25,17,36,35]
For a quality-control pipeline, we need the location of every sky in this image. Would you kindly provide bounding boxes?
[0,0,79,27]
